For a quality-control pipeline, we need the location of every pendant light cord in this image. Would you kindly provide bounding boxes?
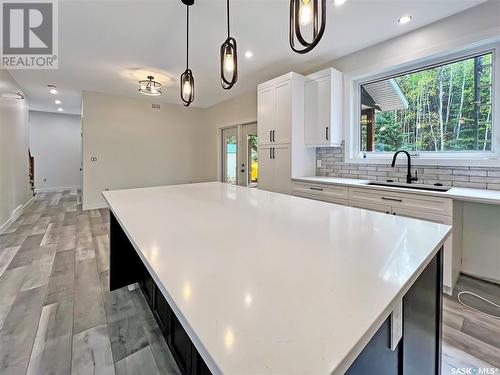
[226,0,230,38]
[186,5,189,69]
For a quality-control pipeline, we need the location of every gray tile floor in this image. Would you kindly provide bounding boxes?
[0,190,498,374]
[0,190,180,375]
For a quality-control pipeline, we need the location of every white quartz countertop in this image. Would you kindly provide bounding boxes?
[293,176,500,205]
[103,182,451,375]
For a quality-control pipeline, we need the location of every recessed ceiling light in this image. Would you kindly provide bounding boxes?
[48,84,58,94]
[334,0,346,6]
[398,15,412,24]
[54,99,61,104]
[57,107,63,112]
[245,50,253,59]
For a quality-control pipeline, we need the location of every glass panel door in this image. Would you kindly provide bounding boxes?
[222,127,238,185]
[241,123,258,187]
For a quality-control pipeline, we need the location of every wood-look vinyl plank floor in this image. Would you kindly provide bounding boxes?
[0,190,180,374]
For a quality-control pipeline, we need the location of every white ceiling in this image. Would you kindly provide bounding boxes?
[9,0,485,114]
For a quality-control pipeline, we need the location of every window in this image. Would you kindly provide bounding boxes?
[359,51,494,156]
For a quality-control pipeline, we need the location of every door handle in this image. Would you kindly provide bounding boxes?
[381,197,403,202]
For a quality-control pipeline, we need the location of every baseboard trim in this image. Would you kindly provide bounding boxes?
[82,202,108,211]
[35,186,80,193]
[0,194,37,234]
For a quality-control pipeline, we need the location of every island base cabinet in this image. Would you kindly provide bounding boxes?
[346,248,443,375]
[110,211,443,375]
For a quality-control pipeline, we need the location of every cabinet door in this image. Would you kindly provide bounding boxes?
[273,145,292,195]
[304,79,322,146]
[258,87,274,145]
[317,76,331,144]
[258,146,274,192]
[274,81,292,144]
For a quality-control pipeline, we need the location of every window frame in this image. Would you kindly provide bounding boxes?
[346,43,500,166]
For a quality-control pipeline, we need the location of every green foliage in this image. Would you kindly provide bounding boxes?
[362,53,492,153]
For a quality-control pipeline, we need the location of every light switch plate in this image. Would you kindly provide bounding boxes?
[316,160,322,168]
[390,299,403,351]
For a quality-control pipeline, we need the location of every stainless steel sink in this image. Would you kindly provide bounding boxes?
[366,181,451,192]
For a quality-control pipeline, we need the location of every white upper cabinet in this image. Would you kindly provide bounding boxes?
[304,68,343,147]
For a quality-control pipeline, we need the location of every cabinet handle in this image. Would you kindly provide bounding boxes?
[381,197,403,202]
[270,130,272,142]
[326,126,329,140]
[270,148,272,159]
[310,187,323,191]
[272,147,275,159]
[272,130,275,142]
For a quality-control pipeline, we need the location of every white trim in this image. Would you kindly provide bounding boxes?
[345,42,500,167]
[82,202,108,211]
[34,185,81,193]
[0,194,37,234]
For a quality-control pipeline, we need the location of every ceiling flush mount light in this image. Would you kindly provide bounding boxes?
[48,84,58,95]
[220,0,238,90]
[290,0,326,54]
[180,0,195,106]
[57,107,64,112]
[139,75,162,96]
[333,0,346,6]
[398,15,412,24]
[244,50,253,59]
[54,99,61,104]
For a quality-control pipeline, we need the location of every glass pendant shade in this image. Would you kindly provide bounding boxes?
[289,0,326,54]
[180,68,194,106]
[139,76,162,96]
[180,2,195,106]
[220,0,238,90]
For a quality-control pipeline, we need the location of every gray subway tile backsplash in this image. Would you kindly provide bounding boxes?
[316,143,500,191]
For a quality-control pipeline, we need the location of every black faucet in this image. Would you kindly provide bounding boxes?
[391,150,418,184]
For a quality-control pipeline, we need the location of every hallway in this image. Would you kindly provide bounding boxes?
[0,190,179,375]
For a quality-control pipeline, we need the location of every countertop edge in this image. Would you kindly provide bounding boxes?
[292,177,500,205]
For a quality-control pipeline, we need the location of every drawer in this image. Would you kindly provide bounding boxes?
[292,182,349,202]
[349,188,453,217]
[350,200,391,214]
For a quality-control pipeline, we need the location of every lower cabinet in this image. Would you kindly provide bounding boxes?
[258,145,292,194]
[140,279,212,375]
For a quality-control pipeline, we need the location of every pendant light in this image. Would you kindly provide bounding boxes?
[139,76,162,96]
[180,0,195,106]
[220,0,237,90]
[289,0,326,54]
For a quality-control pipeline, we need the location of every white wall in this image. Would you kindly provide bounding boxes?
[29,111,82,192]
[195,91,257,182]
[82,91,205,209]
[0,70,32,232]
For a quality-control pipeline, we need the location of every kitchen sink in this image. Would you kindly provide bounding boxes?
[366,181,451,192]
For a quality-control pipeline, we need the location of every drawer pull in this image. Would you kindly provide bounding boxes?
[382,197,402,202]
[310,187,324,191]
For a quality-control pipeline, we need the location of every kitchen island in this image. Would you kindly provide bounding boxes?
[103,182,451,375]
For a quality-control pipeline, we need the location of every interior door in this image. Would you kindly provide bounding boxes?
[240,123,258,187]
[222,127,238,185]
